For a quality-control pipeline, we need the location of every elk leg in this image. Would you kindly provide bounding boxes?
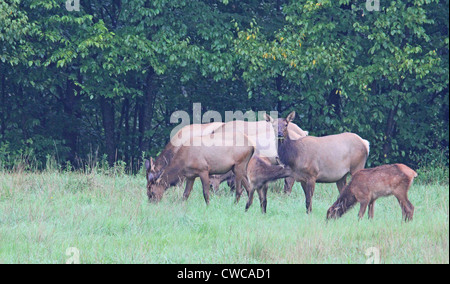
[336,174,348,193]
[241,176,251,197]
[261,184,268,213]
[368,200,375,219]
[405,199,414,222]
[284,177,295,195]
[402,191,415,222]
[395,192,414,222]
[234,176,244,204]
[301,180,316,214]
[227,178,235,192]
[232,165,248,204]
[183,178,195,201]
[358,200,369,220]
[235,175,251,204]
[198,172,211,205]
[245,186,255,212]
[257,184,268,213]
[396,196,407,221]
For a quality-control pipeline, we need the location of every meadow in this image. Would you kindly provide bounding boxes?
[0,167,448,264]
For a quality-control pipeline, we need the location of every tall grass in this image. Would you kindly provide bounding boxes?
[0,165,448,264]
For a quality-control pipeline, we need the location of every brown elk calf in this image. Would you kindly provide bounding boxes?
[326,164,417,221]
[245,156,293,213]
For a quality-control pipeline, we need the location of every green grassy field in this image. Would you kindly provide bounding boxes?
[0,169,448,264]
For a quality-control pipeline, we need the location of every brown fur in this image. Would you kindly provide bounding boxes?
[150,123,224,176]
[146,132,255,204]
[278,113,370,213]
[245,156,293,213]
[280,116,309,194]
[326,164,417,221]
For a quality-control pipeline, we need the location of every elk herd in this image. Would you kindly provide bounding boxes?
[145,112,417,222]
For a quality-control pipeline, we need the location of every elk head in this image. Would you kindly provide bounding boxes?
[145,158,163,201]
[265,111,296,139]
[326,205,343,220]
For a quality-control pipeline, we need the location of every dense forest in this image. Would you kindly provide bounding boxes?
[0,0,448,172]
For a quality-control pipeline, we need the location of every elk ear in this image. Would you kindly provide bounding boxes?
[264,113,274,123]
[286,111,296,123]
[151,158,155,170]
[145,158,155,172]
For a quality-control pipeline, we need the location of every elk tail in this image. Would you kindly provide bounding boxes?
[362,139,370,155]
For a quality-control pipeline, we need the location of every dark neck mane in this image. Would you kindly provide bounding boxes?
[333,187,358,216]
[154,143,178,172]
[278,135,304,165]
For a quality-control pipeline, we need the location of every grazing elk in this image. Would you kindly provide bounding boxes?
[326,164,417,221]
[244,155,293,213]
[145,132,254,204]
[278,111,370,213]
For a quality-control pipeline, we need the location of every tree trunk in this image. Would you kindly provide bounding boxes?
[130,99,139,165]
[383,105,399,158]
[1,69,6,136]
[122,97,130,164]
[62,77,81,165]
[327,88,341,117]
[138,69,156,154]
[276,75,283,113]
[100,96,116,166]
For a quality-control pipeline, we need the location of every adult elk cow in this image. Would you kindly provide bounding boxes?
[145,132,255,204]
[151,122,224,175]
[278,112,370,214]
